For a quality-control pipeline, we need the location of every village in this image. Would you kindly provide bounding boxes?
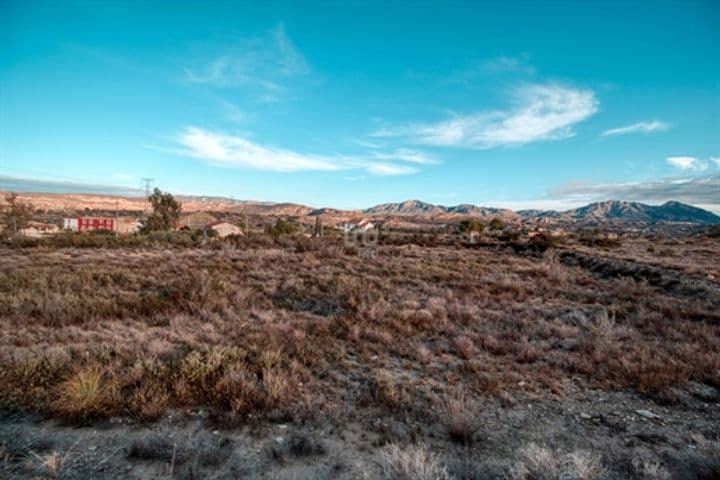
[1,191,585,244]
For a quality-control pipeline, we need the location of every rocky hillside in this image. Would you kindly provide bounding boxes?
[364,200,519,221]
[522,200,720,225]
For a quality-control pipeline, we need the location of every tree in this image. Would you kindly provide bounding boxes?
[143,188,182,232]
[458,219,485,234]
[489,217,506,231]
[265,218,298,238]
[1,193,33,235]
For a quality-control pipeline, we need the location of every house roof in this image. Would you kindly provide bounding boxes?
[178,212,218,230]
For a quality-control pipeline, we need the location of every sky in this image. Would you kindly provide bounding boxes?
[1,0,719,211]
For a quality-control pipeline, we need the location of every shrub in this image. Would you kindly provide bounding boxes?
[440,388,481,445]
[458,219,485,234]
[265,219,298,238]
[381,444,451,480]
[489,217,505,231]
[371,370,408,409]
[509,444,604,480]
[54,366,117,421]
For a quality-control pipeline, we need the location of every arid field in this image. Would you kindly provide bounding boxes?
[1,233,719,479]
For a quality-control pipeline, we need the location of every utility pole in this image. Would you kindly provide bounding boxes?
[115,199,119,238]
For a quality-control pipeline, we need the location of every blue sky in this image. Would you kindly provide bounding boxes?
[1,0,718,211]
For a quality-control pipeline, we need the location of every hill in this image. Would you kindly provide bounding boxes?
[522,200,720,225]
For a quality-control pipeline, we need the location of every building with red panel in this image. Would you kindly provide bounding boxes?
[71,217,115,232]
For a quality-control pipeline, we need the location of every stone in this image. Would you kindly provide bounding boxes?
[635,409,660,420]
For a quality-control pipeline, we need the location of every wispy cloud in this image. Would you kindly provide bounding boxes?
[160,127,426,176]
[601,120,669,137]
[373,83,598,149]
[364,163,420,176]
[443,55,535,85]
[183,24,309,101]
[666,156,708,171]
[373,148,438,165]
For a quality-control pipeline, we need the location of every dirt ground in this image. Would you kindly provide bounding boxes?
[2,384,719,479]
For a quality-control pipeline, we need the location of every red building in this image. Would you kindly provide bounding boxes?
[76,217,115,232]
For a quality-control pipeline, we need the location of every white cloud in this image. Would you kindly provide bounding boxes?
[364,163,419,176]
[601,120,669,137]
[177,127,338,172]
[166,127,425,176]
[666,156,707,171]
[712,157,720,168]
[373,83,598,149]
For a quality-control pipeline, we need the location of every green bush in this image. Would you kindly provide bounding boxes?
[457,219,485,234]
[265,219,299,238]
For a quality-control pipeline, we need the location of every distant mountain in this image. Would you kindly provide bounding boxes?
[522,200,720,225]
[364,200,518,220]
[364,200,446,216]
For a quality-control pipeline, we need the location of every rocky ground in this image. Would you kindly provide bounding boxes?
[2,382,719,479]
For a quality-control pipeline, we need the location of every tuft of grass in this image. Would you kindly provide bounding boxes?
[54,366,116,421]
[371,370,409,409]
[440,388,481,445]
[509,443,604,480]
[381,443,451,480]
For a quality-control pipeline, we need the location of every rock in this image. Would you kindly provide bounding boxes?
[275,436,285,445]
[580,413,592,420]
[635,409,660,420]
[689,433,707,446]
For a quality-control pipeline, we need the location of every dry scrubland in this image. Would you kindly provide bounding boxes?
[1,234,719,479]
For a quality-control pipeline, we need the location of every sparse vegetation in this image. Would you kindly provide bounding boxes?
[0,231,718,478]
[381,444,452,480]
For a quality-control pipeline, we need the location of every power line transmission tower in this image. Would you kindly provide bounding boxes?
[141,178,154,197]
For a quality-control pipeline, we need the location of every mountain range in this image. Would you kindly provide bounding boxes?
[1,189,719,226]
[363,199,719,225]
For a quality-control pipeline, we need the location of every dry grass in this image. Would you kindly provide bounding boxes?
[509,443,605,480]
[0,235,718,425]
[381,443,452,480]
[54,366,117,422]
[440,388,481,445]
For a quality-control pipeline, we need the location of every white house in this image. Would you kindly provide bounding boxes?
[340,218,375,233]
[21,221,60,237]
